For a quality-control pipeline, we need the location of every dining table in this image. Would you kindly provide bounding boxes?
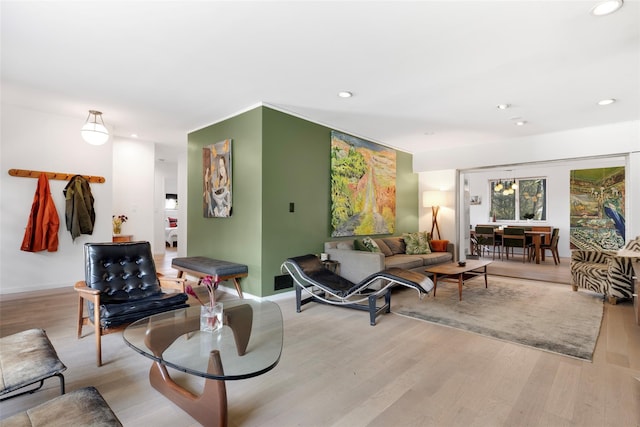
[471,227,551,264]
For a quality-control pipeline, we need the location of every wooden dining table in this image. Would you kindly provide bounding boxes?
[472,228,551,264]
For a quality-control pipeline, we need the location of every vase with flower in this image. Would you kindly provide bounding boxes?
[186,275,223,332]
[112,214,128,235]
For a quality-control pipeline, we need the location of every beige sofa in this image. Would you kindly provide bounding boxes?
[324,235,454,285]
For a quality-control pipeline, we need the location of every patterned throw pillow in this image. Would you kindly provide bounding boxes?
[403,231,432,255]
[354,237,381,252]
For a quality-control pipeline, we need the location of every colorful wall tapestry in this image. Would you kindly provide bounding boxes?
[569,167,625,250]
[203,139,232,217]
[330,130,396,237]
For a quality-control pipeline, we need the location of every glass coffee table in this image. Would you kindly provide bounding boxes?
[123,299,283,427]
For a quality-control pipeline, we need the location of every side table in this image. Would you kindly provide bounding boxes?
[321,259,340,274]
[112,234,133,243]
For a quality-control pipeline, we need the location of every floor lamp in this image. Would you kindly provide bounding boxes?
[423,190,445,240]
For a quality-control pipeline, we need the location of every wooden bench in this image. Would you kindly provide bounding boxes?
[171,256,248,298]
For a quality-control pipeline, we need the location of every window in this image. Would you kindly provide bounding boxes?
[490,178,546,221]
[165,193,178,209]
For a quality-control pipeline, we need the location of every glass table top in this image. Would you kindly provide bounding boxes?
[123,299,283,380]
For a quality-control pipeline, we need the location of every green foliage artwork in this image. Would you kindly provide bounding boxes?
[570,167,625,250]
[330,131,396,237]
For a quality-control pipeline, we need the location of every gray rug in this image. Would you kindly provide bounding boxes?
[392,275,604,361]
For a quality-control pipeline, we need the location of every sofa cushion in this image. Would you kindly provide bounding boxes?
[418,252,453,266]
[374,239,393,257]
[430,239,449,252]
[382,237,406,255]
[384,254,424,270]
[354,237,380,252]
[403,231,432,255]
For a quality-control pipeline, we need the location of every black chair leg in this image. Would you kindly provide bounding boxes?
[295,286,302,313]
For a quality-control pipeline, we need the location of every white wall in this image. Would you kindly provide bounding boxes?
[413,121,639,172]
[112,138,156,247]
[0,106,175,294]
[0,105,113,293]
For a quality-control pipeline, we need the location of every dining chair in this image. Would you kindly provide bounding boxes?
[539,228,560,264]
[502,227,528,262]
[474,226,501,259]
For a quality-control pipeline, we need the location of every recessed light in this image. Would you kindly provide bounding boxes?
[338,91,353,98]
[591,0,623,16]
[515,121,527,126]
[130,133,138,138]
[496,104,510,110]
[598,98,616,106]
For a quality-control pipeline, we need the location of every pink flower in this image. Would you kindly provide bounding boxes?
[191,275,219,307]
[185,285,207,306]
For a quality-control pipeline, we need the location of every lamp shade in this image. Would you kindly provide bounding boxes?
[423,190,445,207]
[81,110,109,145]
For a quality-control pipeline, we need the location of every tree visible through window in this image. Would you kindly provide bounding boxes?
[490,178,546,221]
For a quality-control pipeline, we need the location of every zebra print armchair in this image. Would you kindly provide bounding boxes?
[571,236,640,304]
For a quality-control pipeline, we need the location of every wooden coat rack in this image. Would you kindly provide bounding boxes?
[8,169,106,183]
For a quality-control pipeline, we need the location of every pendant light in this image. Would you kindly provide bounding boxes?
[81,110,109,145]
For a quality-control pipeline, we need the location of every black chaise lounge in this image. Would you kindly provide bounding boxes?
[281,254,434,325]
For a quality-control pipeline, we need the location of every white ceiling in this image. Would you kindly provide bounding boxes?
[2,1,639,156]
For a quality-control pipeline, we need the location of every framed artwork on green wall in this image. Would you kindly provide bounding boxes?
[203,139,232,218]
[330,130,396,237]
[569,166,625,250]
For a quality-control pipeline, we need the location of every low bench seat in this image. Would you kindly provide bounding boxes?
[172,256,248,298]
[0,386,122,427]
[0,329,66,402]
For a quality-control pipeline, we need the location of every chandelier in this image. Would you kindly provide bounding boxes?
[494,179,518,196]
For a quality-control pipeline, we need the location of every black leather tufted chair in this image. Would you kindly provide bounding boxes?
[75,241,189,366]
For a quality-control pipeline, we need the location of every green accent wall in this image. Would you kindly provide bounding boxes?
[187,106,418,297]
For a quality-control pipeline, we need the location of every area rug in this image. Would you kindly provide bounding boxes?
[391,276,604,361]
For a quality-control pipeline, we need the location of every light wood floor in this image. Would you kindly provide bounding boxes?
[1,250,638,426]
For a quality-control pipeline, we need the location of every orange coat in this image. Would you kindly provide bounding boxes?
[21,173,60,252]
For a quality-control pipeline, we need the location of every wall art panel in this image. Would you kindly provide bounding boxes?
[330,131,395,237]
[203,139,232,218]
[569,166,624,250]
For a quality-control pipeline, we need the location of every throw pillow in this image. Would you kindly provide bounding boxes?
[382,237,406,255]
[336,241,354,250]
[403,231,432,255]
[374,239,393,257]
[354,237,381,252]
[430,239,449,252]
